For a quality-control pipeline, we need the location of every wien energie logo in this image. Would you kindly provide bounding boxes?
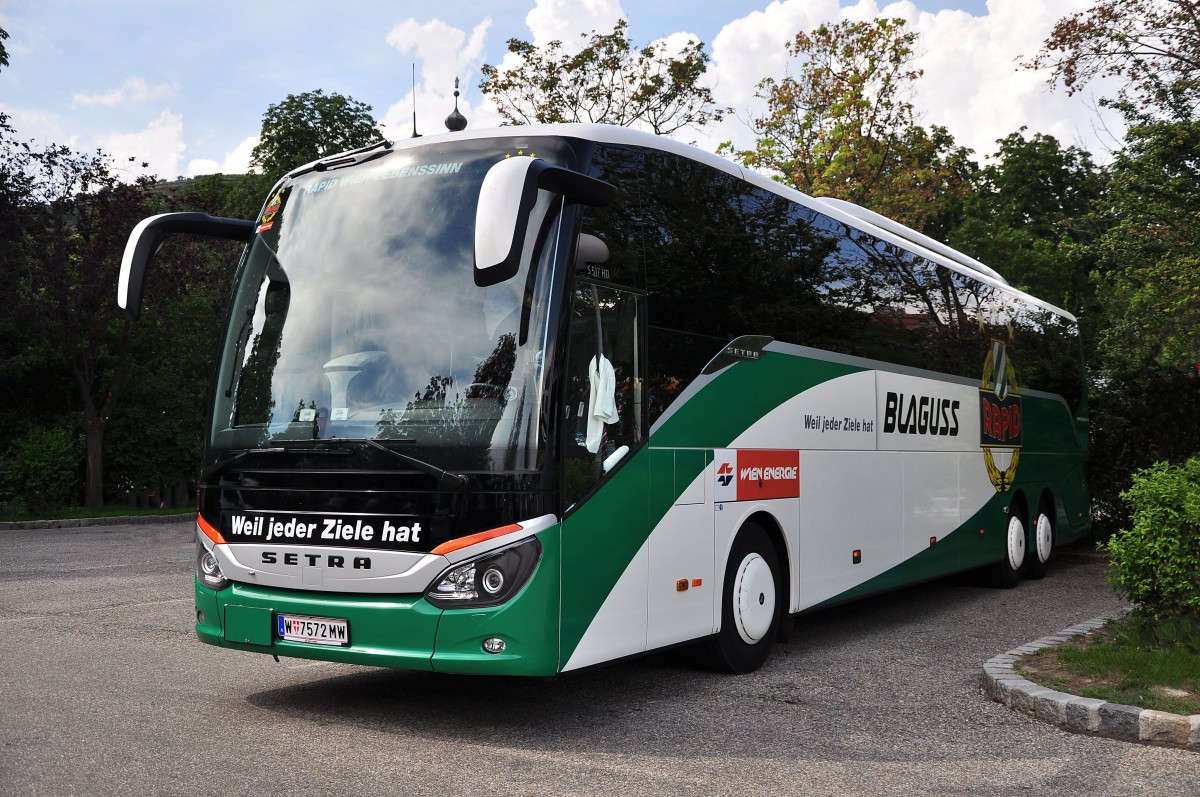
[716,462,735,488]
[714,449,800,503]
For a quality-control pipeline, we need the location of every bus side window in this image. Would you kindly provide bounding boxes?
[564,281,644,507]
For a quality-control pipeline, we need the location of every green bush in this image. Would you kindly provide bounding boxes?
[1103,458,1200,630]
[0,426,83,515]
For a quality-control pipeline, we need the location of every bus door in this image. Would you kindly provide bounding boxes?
[559,281,651,669]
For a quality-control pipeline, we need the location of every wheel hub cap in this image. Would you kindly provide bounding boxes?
[733,553,775,644]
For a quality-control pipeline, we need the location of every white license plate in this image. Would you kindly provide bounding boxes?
[276,613,349,646]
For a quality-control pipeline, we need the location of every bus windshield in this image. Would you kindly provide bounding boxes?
[209,138,573,471]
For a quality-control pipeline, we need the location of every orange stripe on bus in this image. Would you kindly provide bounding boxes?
[431,523,523,556]
[197,513,226,544]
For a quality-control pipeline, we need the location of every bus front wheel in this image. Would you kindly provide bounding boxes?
[700,522,781,674]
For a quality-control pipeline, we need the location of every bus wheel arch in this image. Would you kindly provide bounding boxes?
[700,517,785,673]
[1026,489,1056,580]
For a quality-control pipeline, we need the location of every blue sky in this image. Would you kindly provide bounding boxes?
[0,1,1117,181]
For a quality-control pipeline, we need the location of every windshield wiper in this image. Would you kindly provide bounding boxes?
[356,437,469,489]
[199,446,341,482]
[200,439,468,489]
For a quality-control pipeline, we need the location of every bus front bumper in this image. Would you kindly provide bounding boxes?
[194,554,561,677]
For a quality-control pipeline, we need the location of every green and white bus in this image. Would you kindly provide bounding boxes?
[120,124,1089,675]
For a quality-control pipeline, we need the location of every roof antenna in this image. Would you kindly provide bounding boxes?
[411,64,421,138]
[445,77,467,132]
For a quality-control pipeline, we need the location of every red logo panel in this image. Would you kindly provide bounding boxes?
[735,449,800,501]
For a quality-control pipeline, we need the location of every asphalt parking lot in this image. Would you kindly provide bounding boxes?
[1,520,1196,796]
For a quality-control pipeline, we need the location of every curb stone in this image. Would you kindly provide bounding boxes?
[0,513,193,531]
[982,612,1200,751]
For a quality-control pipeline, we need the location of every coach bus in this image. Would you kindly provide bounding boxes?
[119,124,1089,675]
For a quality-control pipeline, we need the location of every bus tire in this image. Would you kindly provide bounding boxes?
[991,507,1027,589]
[700,521,781,674]
[1026,507,1054,580]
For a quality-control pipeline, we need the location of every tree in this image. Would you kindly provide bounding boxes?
[1027,0,1200,121]
[479,19,726,135]
[1089,119,1200,370]
[103,177,247,506]
[180,172,273,221]
[948,129,1106,315]
[725,18,975,232]
[1,131,159,508]
[0,26,10,72]
[250,90,383,181]
[1028,3,1200,539]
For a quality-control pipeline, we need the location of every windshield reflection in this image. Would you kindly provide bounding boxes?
[209,139,572,471]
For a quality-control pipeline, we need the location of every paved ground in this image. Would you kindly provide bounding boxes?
[1,521,1197,796]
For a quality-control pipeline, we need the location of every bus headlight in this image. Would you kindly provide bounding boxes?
[197,542,230,590]
[426,537,541,608]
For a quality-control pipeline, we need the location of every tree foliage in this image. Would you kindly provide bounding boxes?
[0,129,157,508]
[0,26,9,72]
[726,18,975,232]
[1025,1,1200,535]
[479,19,726,134]
[949,129,1106,315]
[182,172,275,221]
[0,426,82,516]
[1089,118,1200,369]
[250,89,383,181]
[0,114,242,512]
[1026,0,1200,121]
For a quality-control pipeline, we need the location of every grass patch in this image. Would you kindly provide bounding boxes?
[1018,615,1200,715]
[0,505,190,523]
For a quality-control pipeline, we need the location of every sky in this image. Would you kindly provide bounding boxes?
[0,0,1124,183]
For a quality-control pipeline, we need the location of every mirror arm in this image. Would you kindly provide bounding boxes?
[534,163,617,208]
[119,213,254,321]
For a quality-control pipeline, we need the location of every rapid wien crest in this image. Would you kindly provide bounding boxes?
[979,333,1022,492]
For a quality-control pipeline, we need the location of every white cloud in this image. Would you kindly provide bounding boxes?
[688,0,1123,163]
[187,134,258,177]
[691,0,842,153]
[0,103,79,149]
[93,109,186,179]
[382,17,497,135]
[524,0,626,47]
[72,77,176,107]
[386,17,491,93]
[906,0,1124,161]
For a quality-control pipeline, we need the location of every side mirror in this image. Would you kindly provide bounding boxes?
[119,212,254,321]
[474,156,616,287]
[574,233,609,269]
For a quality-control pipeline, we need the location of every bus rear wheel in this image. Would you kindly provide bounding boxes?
[1026,509,1054,580]
[699,522,781,674]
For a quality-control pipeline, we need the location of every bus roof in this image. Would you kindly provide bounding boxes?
[307,123,1077,324]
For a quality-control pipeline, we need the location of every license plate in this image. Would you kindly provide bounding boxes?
[276,613,349,646]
